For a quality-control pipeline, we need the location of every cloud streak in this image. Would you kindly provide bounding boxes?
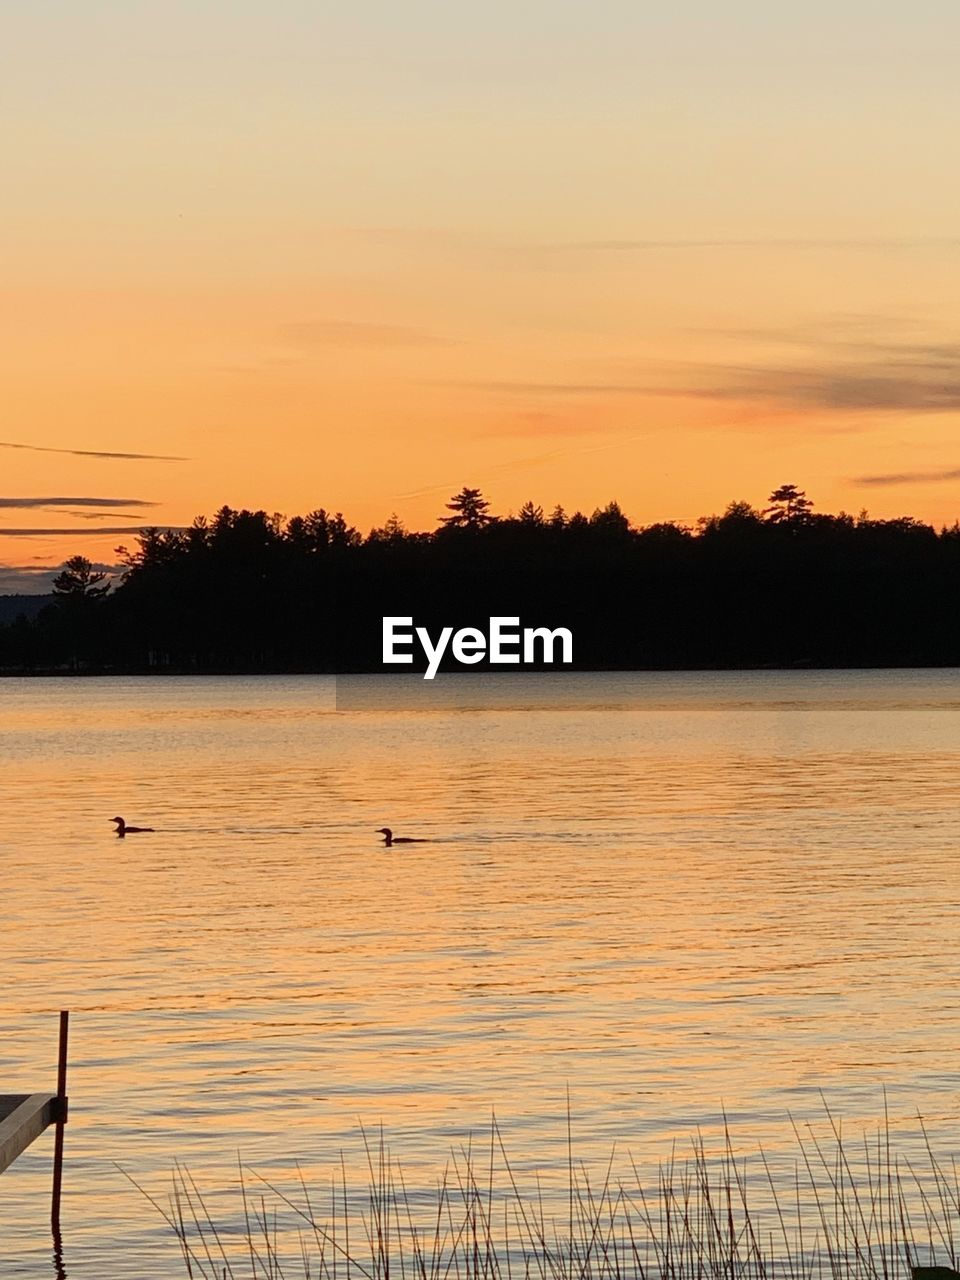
[0,497,157,509]
[546,237,960,253]
[459,322,960,427]
[676,367,960,413]
[466,368,960,415]
[394,433,651,501]
[62,510,152,520]
[853,467,960,487]
[0,441,187,461]
[0,559,124,595]
[280,320,450,347]
[465,381,653,396]
[0,525,183,538]
[674,336,960,413]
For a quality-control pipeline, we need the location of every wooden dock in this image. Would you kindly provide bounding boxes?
[0,1012,70,1230]
[0,1093,62,1176]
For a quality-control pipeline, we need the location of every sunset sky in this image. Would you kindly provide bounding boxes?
[4,1,960,590]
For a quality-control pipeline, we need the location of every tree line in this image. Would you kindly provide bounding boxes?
[4,483,960,673]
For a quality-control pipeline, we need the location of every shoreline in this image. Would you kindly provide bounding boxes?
[4,660,960,678]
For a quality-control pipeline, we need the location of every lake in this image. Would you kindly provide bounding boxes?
[1,671,959,1277]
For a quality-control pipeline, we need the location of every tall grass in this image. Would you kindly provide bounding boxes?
[132,1108,960,1280]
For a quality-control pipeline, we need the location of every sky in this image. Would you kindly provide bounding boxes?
[4,0,960,591]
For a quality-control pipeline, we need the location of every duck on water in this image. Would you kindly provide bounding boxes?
[111,816,154,838]
[376,828,427,847]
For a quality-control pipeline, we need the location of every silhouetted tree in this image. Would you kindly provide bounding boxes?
[439,487,495,529]
[48,555,111,671]
[764,484,813,525]
[368,513,407,542]
[52,555,110,599]
[518,501,545,526]
[590,500,630,533]
[328,512,362,548]
[638,521,693,545]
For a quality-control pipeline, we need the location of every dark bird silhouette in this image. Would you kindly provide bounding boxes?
[111,816,154,838]
[376,827,427,847]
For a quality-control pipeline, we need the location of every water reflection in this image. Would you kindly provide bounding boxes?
[51,1231,67,1280]
[1,672,959,1276]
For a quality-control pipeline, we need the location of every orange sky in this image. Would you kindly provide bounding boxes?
[3,3,960,589]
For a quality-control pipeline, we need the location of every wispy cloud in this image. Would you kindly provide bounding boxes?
[630,317,960,416]
[464,381,651,396]
[456,317,960,429]
[694,313,920,346]
[672,335,960,414]
[675,367,960,413]
[394,433,651,501]
[280,320,450,347]
[0,497,157,509]
[472,366,960,413]
[853,467,960,487]
[545,237,960,253]
[0,559,123,595]
[0,525,183,538]
[0,441,187,461]
[62,510,152,520]
[481,412,626,438]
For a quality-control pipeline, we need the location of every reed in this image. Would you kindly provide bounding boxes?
[133,1108,960,1280]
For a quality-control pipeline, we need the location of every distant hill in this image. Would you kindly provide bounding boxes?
[0,595,53,625]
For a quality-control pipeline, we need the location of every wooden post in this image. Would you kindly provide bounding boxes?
[51,1011,69,1233]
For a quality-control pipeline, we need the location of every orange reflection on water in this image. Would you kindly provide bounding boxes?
[1,671,959,1277]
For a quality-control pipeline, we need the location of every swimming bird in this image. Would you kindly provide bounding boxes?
[376,827,427,846]
[111,816,154,838]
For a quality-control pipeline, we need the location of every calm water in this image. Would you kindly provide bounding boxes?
[1,671,959,1276]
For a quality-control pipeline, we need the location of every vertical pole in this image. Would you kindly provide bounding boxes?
[51,1010,69,1234]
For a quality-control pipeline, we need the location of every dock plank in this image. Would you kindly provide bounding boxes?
[0,1093,58,1175]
